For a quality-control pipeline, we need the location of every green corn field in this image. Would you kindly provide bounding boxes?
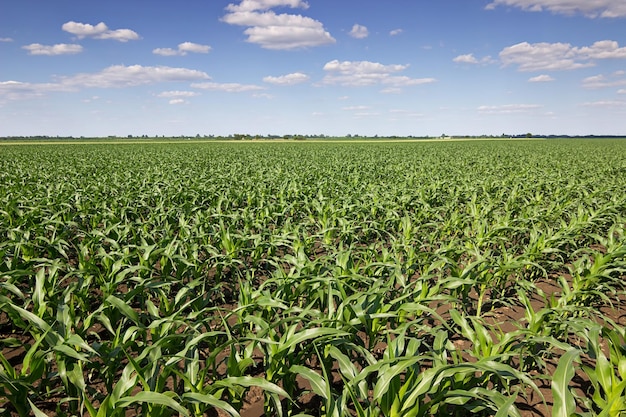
[0,139,625,417]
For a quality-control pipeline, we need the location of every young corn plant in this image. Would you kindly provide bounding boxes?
[581,326,626,416]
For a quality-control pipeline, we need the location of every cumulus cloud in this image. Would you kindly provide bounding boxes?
[62,21,140,42]
[453,54,494,65]
[349,24,369,39]
[152,48,179,57]
[222,0,335,49]
[500,40,626,71]
[485,0,626,18]
[179,42,211,54]
[577,40,626,59]
[389,29,403,36]
[191,82,266,92]
[0,65,210,100]
[453,54,479,64]
[154,42,212,56]
[582,72,626,89]
[22,43,83,56]
[528,74,555,82]
[263,72,309,85]
[226,0,309,12]
[478,104,543,114]
[321,60,436,89]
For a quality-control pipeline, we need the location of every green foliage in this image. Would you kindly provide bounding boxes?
[0,139,624,416]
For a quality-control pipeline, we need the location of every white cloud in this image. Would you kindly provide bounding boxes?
[242,25,335,50]
[65,65,210,88]
[153,48,179,56]
[349,24,369,39]
[62,21,108,38]
[179,42,211,54]
[500,40,626,72]
[580,100,626,107]
[478,104,543,114]
[0,80,66,100]
[191,82,265,92]
[528,74,555,82]
[157,91,200,98]
[153,42,212,56]
[577,40,626,59]
[222,1,335,49]
[0,37,13,42]
[97,29,140,42]
[619,89,626,94]
[226,0,309,12]
[453,53,494,65]
[342,105,370,111]
[581,74,607,88]
[380,87,403,94]
[485,0,626,18]
[22,43,83,56]
[453,54,479,64]
[499,42,582,71]
[321,60,436,88]
[390,29,403,36]
[324,60,407,74]
[0,65,210,100]
[387,75,437,86]
[169,99,186,105]
[252,92,273,99]
[582,72,626,89]
[263,72,310,85]
[62,21,139,42]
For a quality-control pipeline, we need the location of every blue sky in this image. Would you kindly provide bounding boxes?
[1,0,626,137]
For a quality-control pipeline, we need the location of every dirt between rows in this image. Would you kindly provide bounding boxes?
[2,275,626,417]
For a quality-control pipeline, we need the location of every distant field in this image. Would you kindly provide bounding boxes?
[1,140,625,416]
[0,136,546,145]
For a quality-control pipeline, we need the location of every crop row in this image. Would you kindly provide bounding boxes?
[0,140,625,416]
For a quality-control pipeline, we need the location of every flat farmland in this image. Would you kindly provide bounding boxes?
[1,139,625,416]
